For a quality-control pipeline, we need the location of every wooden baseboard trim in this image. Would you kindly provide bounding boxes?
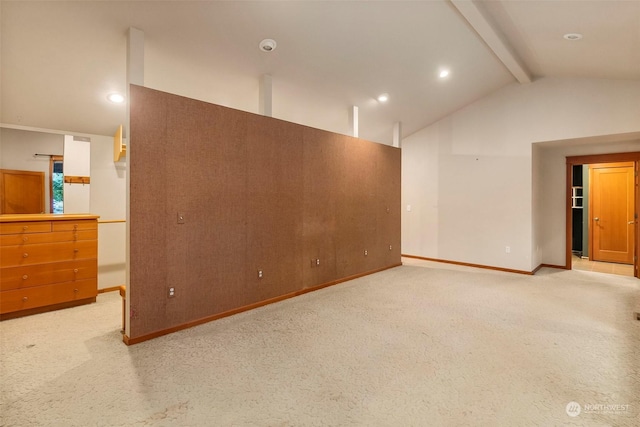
[123,263,402,346]
[98,286,124,294]
[402,254,537,275]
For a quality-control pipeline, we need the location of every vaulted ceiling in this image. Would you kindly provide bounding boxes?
[1,1,639,145]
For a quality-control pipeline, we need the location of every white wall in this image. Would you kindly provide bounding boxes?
[63,136,91,213]
[402,77,640,272]
[0,128,64,213]
[90,133,127,289]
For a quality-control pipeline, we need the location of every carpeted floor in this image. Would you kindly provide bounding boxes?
[1,260,639,426]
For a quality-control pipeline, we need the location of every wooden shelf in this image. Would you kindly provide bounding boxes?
[63,176,90,185]
[114,125,127,162]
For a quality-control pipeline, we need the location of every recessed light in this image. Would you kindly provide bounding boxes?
[563,33,583,41]
[377,93,389,103]
[107,93,125,103]
[439,69,450,78]
[259,39,277,52]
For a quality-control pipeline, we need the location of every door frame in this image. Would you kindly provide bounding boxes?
[566,152,640,278]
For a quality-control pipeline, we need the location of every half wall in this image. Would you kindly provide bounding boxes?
[128,85,401,342]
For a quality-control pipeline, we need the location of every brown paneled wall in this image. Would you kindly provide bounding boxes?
[129,85,401,342]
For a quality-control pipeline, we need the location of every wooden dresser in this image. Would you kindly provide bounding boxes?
[0,214,99,319]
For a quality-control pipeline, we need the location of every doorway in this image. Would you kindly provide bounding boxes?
[566,153,640,278]
[50,155,64,213]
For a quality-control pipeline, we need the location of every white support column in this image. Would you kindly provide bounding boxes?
[126,27,144,140]
[125,27,144,338]
[349,106,359,138]
[127,28,145,88]
[259,74,273,117]
[126,27,144,137]
[393,121,402,148]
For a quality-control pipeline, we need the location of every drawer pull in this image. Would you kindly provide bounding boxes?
[23,237,28,242]
[23,226,28,231]
[73,224,78,229]
[22,296,28,302]
[23,253,29,258]
[74,288,79,293]
[22,275,28,280]
[74,269,79,273]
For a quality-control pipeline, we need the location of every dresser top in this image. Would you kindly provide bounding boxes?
[0,214,100,222]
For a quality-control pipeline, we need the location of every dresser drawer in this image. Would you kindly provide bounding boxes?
[0,278,96,314]
[52,220,97,232]
[0,222,52,235]
[0,259,97,291]
[0,285,54,313]
[0,229,97,246]
[0,241,97,267]
[50,279,97,304]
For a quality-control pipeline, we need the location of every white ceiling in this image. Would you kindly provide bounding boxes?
[1,1,639,145]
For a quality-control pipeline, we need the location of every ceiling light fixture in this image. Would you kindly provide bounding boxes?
[439,69,450,78]
[259,39,277,52]
[107,93,125,103]
[563,33,583,41]
[377,93,389,103]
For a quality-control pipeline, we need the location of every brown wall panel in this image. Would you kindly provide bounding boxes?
[335,136,378,277]
[163,95,250,325]
[129,86,401,341]
[245,114,304,301]
[129,86,172,336]
[302,128,344,288]
[376,144,402,265]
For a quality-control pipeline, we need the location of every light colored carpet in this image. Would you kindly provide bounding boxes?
[1,260,639,426]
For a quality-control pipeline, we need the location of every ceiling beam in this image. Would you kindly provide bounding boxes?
[450,0,532,84]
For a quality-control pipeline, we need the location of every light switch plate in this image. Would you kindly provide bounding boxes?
[177,212,185,224]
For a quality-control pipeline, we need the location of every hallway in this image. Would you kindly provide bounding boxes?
[572,254,634,277]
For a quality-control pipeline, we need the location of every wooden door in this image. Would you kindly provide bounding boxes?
[0,169,45,214]
[590,162,635,264]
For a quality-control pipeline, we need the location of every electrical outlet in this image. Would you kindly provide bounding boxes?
[364,250,368,256]
[389,245,392,251]
[316,258,320,266]
[505,246,511,254]
[168,287,175,298]
[258,270,263,279]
